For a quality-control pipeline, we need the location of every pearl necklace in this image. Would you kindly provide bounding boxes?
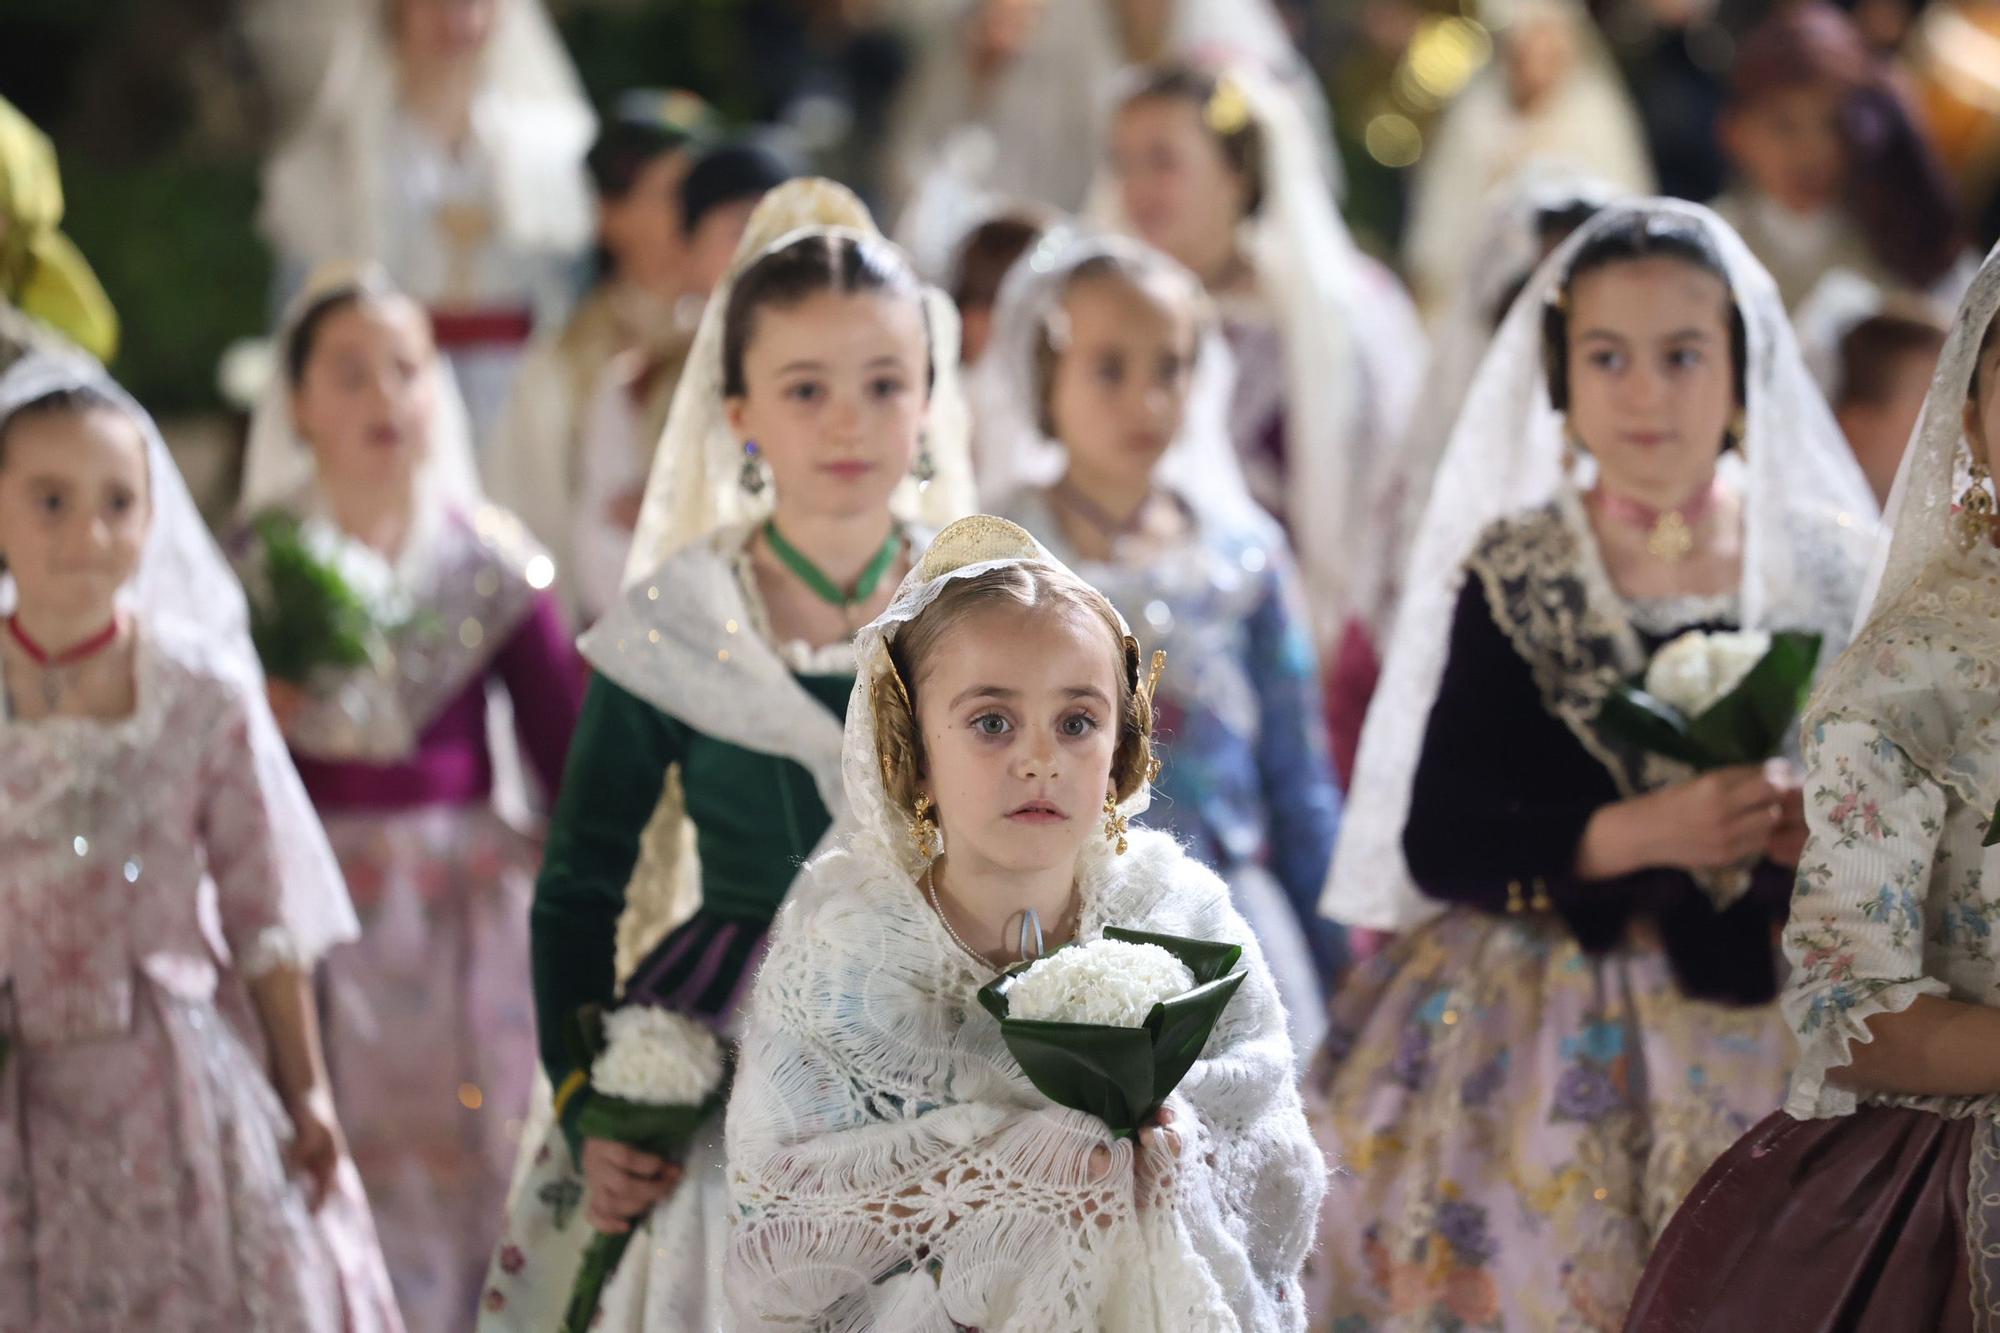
[924,863,1076,972]
[927,863,999,972]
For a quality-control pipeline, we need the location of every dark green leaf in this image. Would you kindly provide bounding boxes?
[1685,632,1822,766]
[573,1093,711,1162]
[1144,972,1248,1108]
[1984,798,2000,848]
[1595,686,1713,768]
[987,1019,1156,1133]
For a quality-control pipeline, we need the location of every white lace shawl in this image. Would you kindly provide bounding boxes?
[723,829,1321,1332]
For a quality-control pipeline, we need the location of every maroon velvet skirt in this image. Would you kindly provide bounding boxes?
[1624,1104,1993,1332]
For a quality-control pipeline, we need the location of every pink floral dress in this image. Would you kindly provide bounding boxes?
[0,622,401,1331]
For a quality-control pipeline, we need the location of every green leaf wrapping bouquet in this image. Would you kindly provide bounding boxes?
[1596,629,1823,771]
[243,511,417,685]
[976,928,1247,1138]
[558,1004,729,1333]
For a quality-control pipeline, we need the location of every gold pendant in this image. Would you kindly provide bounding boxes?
[1648,511,1694,563]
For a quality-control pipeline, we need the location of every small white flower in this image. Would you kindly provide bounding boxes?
[1004,938,1196,1028]
[1645,629,1772,717]
[299,518,408,622]
[591,1007,726,1107]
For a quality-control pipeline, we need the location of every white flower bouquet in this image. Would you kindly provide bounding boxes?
[976,929,1246,1138]
[1596,628,1823,770]
[559,1004,727,1333]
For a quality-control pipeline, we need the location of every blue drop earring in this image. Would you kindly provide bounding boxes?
[739,440,768,496]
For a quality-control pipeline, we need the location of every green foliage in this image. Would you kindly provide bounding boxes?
[245,511,383,685]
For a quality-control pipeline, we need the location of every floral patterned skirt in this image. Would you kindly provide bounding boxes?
[1301,909,1792,1332]
[0,985,402,1332]
[318,804,541,1333]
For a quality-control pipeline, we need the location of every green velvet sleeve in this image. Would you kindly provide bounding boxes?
[529,673,683,1089]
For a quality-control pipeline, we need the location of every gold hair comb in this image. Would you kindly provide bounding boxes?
[1204,77,1252,136]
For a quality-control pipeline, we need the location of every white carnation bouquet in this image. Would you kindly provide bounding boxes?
[1596,628,1823,771]
[559,1004,727,1333]
[243,510,421,686]
[977,929,1246,1137]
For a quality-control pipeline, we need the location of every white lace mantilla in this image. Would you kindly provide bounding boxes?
[724,830,1324,1332]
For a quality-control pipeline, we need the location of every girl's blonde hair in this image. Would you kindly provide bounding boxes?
[873,561,1157,817]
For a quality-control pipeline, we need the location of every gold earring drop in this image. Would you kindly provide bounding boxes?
[910,794,942,860]
[1102,795,1129,856]
[1957,452,1998,553]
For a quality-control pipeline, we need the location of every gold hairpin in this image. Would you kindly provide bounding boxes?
[1144,649,1168,704]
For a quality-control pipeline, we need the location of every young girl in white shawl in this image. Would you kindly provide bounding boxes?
[725,514,1324,1331]
[0,353,401,1331]
[260,0,594,453]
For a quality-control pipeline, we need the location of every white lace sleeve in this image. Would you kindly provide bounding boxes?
[1780,709,1951,1119]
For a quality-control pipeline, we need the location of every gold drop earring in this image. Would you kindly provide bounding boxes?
[1102,794,1129,856]
[910,794,942,860]
[1957,447,1998,553]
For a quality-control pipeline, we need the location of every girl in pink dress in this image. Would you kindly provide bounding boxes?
[0,352,402,1331]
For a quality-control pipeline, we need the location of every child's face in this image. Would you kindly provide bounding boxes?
[395,0,498,66]
[726,288,930,522]
[1724,84,1848,215]
[1565,255,1738,504]
[600,150,691,295]
[0,406,150,616]
[1110,97,1251,271]
[1046,274,1195,487]
[292,296,439,500]
[914,601,1123,881]
[1841,346,1937,507]
[1961,327,2000,479]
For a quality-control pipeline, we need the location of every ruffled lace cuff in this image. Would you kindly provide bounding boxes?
[1783,974,1949,1119]
[234,925,322,979]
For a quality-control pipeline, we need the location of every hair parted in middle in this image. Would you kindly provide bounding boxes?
[871,560,1160,819]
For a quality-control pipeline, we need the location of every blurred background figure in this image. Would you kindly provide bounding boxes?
[564,132,799,622]
[1712,2,1963,312]
[1402,0,1654,318]
[260,0,595,456]
[488,89,712,617]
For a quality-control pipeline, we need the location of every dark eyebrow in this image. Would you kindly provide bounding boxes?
[1661,328,1715,342]
[1576,329,1627,343]
[1065,686,1113,706]
[950,685,1017,709]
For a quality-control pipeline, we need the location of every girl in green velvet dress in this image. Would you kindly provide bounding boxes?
[478,178,974,1331]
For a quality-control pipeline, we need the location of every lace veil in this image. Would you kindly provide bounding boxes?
[0,351,359,960]
[1321,199,1879,931]
[1848,240,2000,626]
[621,178,977,586]
[1380,167,1628,614]
[965,227,1260,523]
